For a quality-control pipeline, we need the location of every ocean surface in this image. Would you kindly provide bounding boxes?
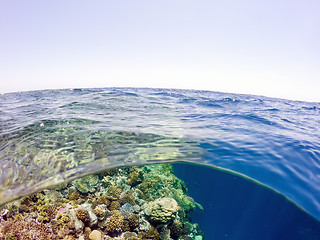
[1,88,320,239]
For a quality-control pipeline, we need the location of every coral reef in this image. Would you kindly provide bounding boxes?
[0,164,204,240]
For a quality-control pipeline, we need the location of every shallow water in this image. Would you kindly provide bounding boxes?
[0,87,319,222]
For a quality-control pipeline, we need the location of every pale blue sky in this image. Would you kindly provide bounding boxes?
[0,0,319,101]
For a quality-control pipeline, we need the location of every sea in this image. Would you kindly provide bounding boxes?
[0,87,320,239]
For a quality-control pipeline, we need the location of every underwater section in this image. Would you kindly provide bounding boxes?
[0,164,204,240]
[173,163,320,240]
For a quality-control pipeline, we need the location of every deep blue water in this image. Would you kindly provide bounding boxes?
[174,163,320,240]
[0,87,320,238]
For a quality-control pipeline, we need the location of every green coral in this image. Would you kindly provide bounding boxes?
[106,185,122,200]
[57,213,70,224]
[73,174,99,193]
[4,233,18,240]
[29,192,57,223]
[136,164,198,213]
[37,215,50,223]
[13,214,24,221]
[137,164,185,200]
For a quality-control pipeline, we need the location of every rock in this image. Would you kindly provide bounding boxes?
[88,210,98,227]
[143,197,180,223]
[89,230,103,240]
[69,209,84,233]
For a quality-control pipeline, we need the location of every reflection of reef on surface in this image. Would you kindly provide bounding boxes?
[0,164,204,240]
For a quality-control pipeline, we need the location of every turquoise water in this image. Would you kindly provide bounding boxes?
[0,88,320,237]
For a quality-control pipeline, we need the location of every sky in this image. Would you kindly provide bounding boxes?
[0,0,319,102]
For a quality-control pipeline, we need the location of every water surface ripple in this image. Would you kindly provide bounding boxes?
[0,88,319,220]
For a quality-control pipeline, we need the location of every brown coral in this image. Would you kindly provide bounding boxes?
[138,227,160,240]
[84,226,92,239]
[122,220,131,232]
[94,195,110,207]
[127,168,143,186]
[63,235,76,240]
[169,220,184,238]
[93,208,105,219]
[108,201,120,211]
[0,218,56,240]
[128,214,139,230]
[120,191,136,205]
[106,210,124,233]
[69,192,81,201]
[75,208,90,223]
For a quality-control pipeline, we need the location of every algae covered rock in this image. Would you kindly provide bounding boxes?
[143,197,180,223]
